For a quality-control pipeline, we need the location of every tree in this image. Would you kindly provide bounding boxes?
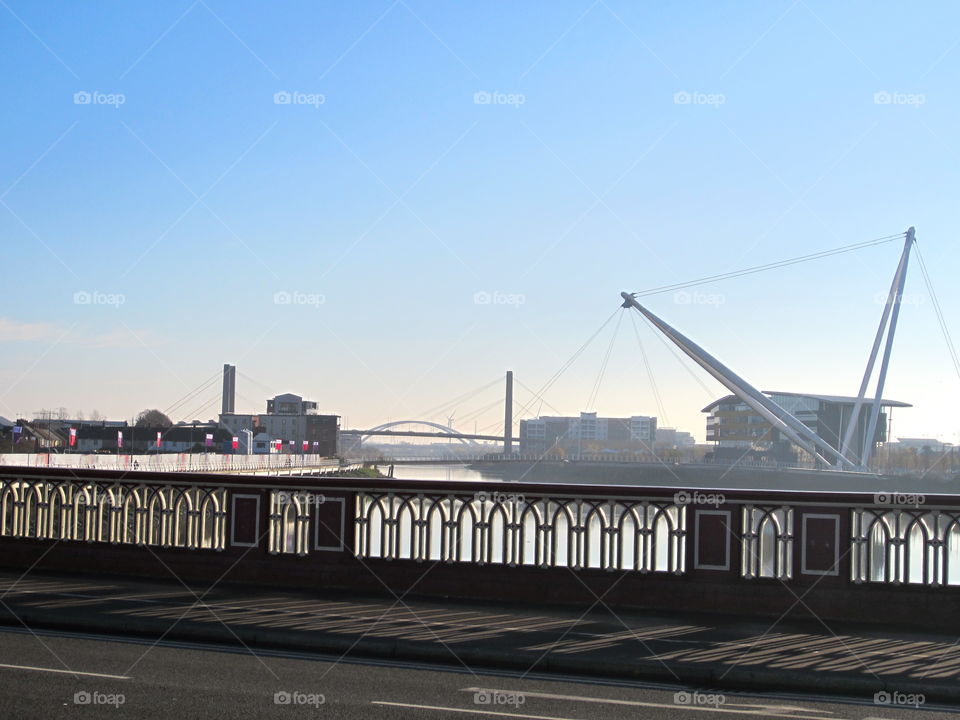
[135,409,173,428]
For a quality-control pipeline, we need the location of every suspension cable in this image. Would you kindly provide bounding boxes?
[633,233,905,297]
[513,306,622,420]
[418,376,503,421]
[163,371,222,417]
[586,309,624,411]
[628,310,668,425]
[915,245,960,382]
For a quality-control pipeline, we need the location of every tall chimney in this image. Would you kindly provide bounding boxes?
[222,364,236,415]
[503,370,513,456]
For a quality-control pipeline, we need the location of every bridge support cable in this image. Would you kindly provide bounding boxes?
[627,310,668,426]
[162,370,223,418]
[915,244,960,383]
[620,292,853,469]
[513,307,622,422]
[634,308,717,401]
[585,310,624,411]
[416,376,503,423]
[180,392,225,424]
[841,228,915,468]
[632,232,906,299]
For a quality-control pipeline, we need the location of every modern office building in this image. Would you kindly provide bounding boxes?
[519,412,657,456]
[702,391,911,463]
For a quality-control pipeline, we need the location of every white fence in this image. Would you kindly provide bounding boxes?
[0,453,341,474]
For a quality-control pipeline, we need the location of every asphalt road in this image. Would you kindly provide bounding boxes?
[0,627,953,720]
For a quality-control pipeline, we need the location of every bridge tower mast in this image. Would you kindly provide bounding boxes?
[504,370,513,456]
[842,227,915,468]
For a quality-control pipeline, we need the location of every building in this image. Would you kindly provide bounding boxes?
[220,393,339,456]
[519,412,657,456]
[702,391,911,463]
[72,424,231,453]
[655,427,696,449]
[893,438,953,452]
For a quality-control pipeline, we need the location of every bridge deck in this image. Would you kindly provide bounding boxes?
[0,569,956,703]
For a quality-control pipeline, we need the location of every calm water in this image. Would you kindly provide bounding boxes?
[376,463,488,482]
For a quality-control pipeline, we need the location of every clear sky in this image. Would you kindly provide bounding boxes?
[1,1,958,442]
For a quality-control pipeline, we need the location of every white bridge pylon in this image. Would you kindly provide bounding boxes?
[621,227,916,471]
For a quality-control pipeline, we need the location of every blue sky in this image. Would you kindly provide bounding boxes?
[1,0,958,441]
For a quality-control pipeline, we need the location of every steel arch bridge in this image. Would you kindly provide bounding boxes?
[340,421,504,445]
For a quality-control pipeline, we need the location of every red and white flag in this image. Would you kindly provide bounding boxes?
[205,433,213,447]
[302,440,308,452]
[232,436,239,450]
[156,431,162,448]
[274,439,281,451]
[117,431,123,449]
[69,428,76,447]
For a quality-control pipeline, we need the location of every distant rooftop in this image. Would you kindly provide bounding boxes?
[702,392,912,413]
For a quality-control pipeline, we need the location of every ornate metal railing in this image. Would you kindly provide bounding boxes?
[354,492,686,573]
[851,508,960,586]
[0,476,227,550]
[742,505,793,580]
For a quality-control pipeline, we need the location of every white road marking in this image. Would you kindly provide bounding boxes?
[372,702,580,720]
[0,662,130,679]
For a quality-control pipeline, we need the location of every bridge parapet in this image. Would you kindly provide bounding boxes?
[0,467,956,628]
